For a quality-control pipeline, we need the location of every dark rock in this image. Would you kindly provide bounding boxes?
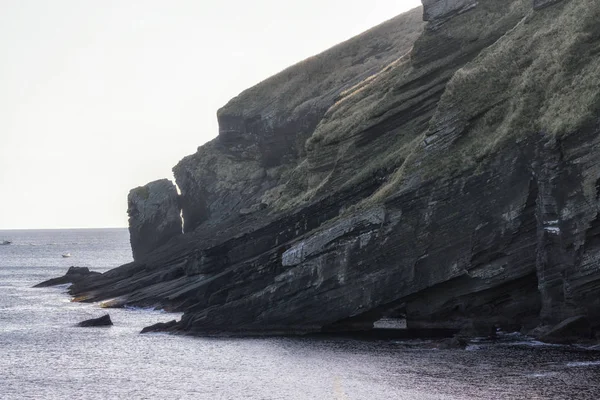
[77,314,113,327]
[128,179,182,261]
[533,0,564,10]
[239,203,268,216]
[422,0,477,22]
[64,0,600,338]
[438,336,468,349]
[140,320,178,334]
[458,322,498,339]
[34,266,101,288]
[172,8,426,233]
[539,316,594,344]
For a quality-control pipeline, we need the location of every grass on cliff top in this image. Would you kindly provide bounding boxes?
[306,0,534,153]
[367,0,600,204]
[441,0,600,139]
[217,7,425,120]
[277,0,529,209]
[271,0,531,211]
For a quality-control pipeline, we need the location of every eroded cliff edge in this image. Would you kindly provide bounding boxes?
[68,0,600,341]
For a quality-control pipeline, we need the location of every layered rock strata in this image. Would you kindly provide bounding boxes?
[65,0,600,341]
[127,179,182,261]
[34,266,100,288]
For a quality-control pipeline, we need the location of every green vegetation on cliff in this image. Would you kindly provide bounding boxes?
[366,0,600,204]
[176,0,600,222]
[218,8,425,122]
[175,7,426,229]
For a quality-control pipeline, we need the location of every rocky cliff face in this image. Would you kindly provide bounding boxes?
[127,179,181,261]
[69,0,600,340]
[173,9,426,232]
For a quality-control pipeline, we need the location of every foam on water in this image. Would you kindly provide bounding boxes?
[567,361,600,368]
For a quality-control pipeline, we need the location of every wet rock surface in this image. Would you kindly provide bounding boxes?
[438,336,469,350]
[77,314,113,327]
[540,316,594,344]
[140,320,178,334]
[45,0,600,342]
[34,267,100,288]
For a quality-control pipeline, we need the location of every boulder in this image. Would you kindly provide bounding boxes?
[34,266,100,288]
[77,314,113,327]
[539,316,594,344]
[128,179,182,260]
[140,320,178,334]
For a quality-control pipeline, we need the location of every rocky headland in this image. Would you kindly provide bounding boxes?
[56,0,600,342]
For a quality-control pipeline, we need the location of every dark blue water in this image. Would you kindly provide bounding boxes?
[1,229,600,399]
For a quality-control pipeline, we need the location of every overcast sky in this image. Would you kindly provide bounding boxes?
[0,0,422,229]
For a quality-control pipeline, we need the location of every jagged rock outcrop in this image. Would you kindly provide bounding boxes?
[540,316,594,343]
[140,320,178,334]
[77,314,113,327]
[127,179,182,260]
[57,0,600,343]
[34,266,100,288]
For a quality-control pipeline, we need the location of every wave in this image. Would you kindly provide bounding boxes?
[526,372,558,378]
[566,361,600,368]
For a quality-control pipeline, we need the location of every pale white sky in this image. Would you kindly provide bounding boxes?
[0,0,422,229]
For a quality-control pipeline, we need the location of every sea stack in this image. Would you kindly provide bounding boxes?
[127,179,182,261]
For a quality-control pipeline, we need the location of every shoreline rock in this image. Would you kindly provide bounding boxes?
[34,266,100,288]
[538,316,595,344]
[77,314,113,327]
[140,320,178,334]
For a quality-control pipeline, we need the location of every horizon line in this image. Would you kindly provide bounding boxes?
[0,226,128,231]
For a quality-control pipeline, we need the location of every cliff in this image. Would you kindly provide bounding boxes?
[67,0,600,341]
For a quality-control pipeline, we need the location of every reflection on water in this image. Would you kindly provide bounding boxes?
[1,229,600,399]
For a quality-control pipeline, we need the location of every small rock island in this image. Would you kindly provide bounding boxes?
[54,0,600,343]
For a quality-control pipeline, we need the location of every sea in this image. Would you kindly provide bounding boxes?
[1,228,600,399]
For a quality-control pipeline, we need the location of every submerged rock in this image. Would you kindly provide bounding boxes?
[34,266,100,288]
[77,314,113,327]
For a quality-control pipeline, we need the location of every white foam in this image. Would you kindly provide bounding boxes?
[527,372,558,378]
[503,340,563,348]
[566,361,600,368]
